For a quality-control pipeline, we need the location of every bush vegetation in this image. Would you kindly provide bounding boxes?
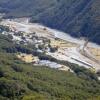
[0,32,100,100]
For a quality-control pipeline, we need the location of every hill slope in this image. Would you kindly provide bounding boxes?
[32,0,100,44]
[0,0,57,16]
[0,0,100,44]
[0,28,100,100]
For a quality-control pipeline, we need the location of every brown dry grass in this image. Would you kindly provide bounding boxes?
[88,47,100,61]
[50,39,77,48]
[17,53,39,63]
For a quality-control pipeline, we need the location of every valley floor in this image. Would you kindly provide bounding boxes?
[0,18,100,72]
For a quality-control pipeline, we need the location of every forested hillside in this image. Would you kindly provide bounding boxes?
[0,0,57,17]
[0,0,100,44]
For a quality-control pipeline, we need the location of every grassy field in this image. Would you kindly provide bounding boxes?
[50,39,77,48]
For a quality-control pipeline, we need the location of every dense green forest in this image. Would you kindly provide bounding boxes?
[0,28,100,100]
[0,0,100,44]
